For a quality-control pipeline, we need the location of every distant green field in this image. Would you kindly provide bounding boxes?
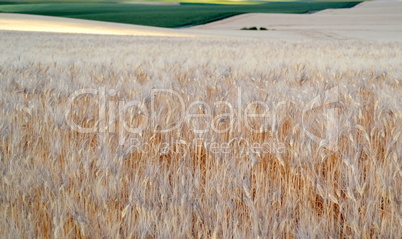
[0,1,361,28]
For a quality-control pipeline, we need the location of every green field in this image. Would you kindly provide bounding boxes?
[0,1,361,28]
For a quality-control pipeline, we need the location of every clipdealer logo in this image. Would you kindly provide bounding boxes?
[302,87,340,153]
[65,87,285,146]
[64,86,344,156]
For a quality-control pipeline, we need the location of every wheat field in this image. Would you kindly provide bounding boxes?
[0,31,401,238]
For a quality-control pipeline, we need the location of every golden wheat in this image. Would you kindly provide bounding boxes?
[0,31,401,238]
